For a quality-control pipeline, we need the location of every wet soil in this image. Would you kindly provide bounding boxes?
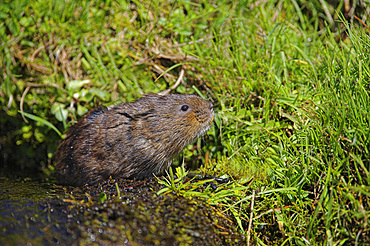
[0,176,245,245]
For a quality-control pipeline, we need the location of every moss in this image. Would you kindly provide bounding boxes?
[0,177,245,245]
[68,178,245,245]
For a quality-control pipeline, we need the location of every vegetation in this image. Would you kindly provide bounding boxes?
[1,0,369,244]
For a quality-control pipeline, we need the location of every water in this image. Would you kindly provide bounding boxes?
[0,177,80,245]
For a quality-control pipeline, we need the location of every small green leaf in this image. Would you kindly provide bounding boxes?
[98,192,107,203]
[176,29,192,36]
[51,103,68,122]
[89,88,110,101]
[66,80,91,90]
[77,104,89,116]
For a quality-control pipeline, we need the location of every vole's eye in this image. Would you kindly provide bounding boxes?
[181,105,189,111]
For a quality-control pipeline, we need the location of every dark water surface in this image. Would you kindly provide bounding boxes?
[0,177,80,245]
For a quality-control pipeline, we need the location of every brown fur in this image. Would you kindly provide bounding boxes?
[54,93,214,186]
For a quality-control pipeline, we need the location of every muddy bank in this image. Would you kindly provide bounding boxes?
[0,177,245,245]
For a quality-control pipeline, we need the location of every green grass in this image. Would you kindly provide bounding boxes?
[1,0,370,244]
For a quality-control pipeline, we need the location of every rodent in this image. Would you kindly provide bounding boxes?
[54,93,214,186]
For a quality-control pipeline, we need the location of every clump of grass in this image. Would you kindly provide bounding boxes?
[155,3,370,245]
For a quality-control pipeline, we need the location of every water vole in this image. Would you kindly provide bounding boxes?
[54,93,214,186]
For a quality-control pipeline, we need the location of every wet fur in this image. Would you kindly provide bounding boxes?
[54,93,213,186]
